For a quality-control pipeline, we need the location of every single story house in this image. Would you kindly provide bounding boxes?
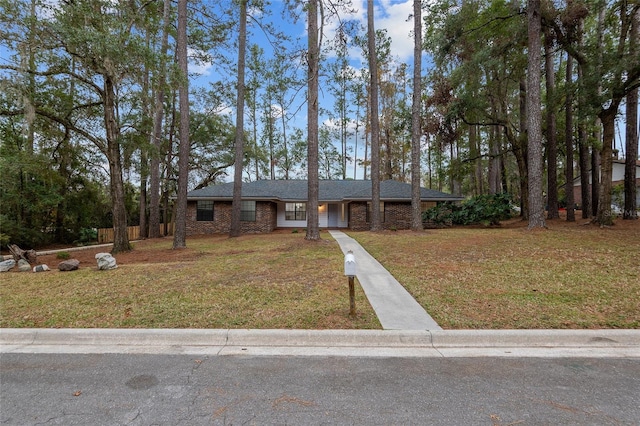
[573,159,640,209]
[185,179,464,235]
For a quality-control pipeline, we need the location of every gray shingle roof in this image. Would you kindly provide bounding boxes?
[188,180,463,202]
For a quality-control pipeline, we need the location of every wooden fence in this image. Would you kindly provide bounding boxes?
[97,223,174,244]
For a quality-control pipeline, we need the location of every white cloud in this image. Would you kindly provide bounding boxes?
[188,48,214,76]
[375,0,415,60]
[322,0,415,63]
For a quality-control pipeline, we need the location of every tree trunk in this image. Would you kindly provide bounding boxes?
[488,123,500,194]
[596,107,618,225]
[577,60,591,218]
[139,156,148,238]
[230,0,247,238]
[305,0,320,241]
[545,28,559,219]
[526,0,546,229]
[410,0,422,231]
[624,9,638,220]
[564,53,575,222]
[104,76,131,253]
[576,16,591,219]
[173,0,189,249]
[591,143,600,217]
[149,0,170,239]
[518,77,529,219]
[624,83,638,219]
[368,0,381,231]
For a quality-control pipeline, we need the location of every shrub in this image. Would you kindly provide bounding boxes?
[423,193,514,227]
[0,233,9,249]
[56,252,71,260]
[75,228,97,246]
[422,203,454,227]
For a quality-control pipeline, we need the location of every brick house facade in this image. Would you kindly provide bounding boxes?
[348,202,415,231]
[186,180,463,236]
[186,201,277,235]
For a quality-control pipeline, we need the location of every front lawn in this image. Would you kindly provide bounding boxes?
[2,219,638,329]
[0,231,380,329]
[349,218,640,329]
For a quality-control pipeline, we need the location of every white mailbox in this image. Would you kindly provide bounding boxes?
[344,250,357,277]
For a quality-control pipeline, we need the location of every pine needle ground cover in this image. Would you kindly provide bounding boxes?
[0,231,379,329]
[349,219,639,329]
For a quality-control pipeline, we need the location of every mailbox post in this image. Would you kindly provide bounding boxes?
[344,250,357,316]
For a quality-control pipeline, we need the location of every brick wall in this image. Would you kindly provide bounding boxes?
[384,202,412,230]
[348,201,414,231]
[348,202,368,230]
[186,201,277,235]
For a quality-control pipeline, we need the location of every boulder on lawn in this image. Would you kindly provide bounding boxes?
[58,259,80,271]
[33,264,50,272]
[17,259,31,272]
[95,253,117,270]
[0,259,16,272]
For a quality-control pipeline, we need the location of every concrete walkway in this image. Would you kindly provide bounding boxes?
[329,230,442,331]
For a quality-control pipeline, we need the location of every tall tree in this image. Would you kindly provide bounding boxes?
[149,0,172,239]
[327,24,353,180]
[305,0,320,241]
[544,27,559,219]
[548,1,640,225]
[576,14,591,219]
[173,0,189,249]
[410,0,423,232]
[368,0,382,231]
[565,51,576,222]
[527,0,546,229]
[49,0,152,253]
[424,0,529,210]
[230,0,248,238]
[624,7,639,220]
[245,44,269,181]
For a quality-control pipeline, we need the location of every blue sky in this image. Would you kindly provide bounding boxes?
[190,0,419,77]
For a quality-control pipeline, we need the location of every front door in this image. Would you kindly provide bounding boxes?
[328,204,339,227]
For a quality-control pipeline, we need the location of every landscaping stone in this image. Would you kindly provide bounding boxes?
[0,259,16,272]
[17,259,31,272]
[96,253,117,270]
[58,259,80,271]
[33,264,50,272]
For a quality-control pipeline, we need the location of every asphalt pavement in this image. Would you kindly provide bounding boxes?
[2,353,639,425]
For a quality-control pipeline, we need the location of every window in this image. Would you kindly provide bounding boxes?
[421,201,436,212]
[240,200,256,222]
[366,202,385,223]
[285,202,306,221]
[196,200,214,221]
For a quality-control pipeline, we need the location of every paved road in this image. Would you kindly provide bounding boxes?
[2,353,638,425]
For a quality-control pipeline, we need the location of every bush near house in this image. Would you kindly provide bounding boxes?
[423,193,514,227]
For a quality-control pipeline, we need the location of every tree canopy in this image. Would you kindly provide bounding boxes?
[1,0,637,248]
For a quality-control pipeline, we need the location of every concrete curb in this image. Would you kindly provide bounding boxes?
[2,328,639,350]
[429,329,640,347]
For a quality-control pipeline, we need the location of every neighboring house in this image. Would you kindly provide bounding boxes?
[573,159,640,209]
[185,179,464,235]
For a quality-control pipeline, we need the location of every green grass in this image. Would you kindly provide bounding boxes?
[2,221,638,329]
[348,220,640,329]
[0,231,380,329]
